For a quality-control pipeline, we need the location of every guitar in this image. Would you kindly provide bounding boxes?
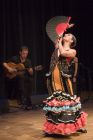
[4,62,43,79]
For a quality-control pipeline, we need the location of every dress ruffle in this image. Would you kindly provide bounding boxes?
[43,103,81,113]
[43,91,81,113]
[43,91,87,135]
[43,91,80,107]
[43,112,87,135]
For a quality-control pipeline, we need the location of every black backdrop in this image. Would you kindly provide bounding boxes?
[0,0,93,96]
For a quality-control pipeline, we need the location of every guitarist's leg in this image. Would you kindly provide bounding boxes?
[25,77,32,108]
[5,78,15,100]
[16,75,26,106]
[17,75,31,109]
[16,74,32,110]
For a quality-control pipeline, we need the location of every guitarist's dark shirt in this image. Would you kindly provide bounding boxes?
[10,56,32,68]
[8,55,32,77]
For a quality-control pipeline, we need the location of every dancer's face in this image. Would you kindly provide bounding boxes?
[63,33,73,44]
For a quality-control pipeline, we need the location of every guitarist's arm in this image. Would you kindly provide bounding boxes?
[3,62,17,73]
[25,59,34,75]
[27,65,43,75]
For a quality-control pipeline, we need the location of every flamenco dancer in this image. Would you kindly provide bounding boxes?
[43,16,87,135]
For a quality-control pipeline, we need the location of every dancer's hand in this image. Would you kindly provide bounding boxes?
[68,23,74,28]
[55,36,62,48]
[58,37,62,44]
[73,77,77,82]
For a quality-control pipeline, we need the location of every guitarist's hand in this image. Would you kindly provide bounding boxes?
[27,68,33,75]
[8,67,17,73]
[34,65,43,71]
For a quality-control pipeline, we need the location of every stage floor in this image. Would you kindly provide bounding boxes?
[0,99,93,140]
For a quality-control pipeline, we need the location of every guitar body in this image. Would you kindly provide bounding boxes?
[5,62,25,79]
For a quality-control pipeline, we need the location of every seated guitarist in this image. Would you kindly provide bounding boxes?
[3,46,33,110]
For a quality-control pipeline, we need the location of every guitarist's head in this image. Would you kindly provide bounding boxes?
[19,46,29,60]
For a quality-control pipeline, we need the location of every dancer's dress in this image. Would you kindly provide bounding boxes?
[43,48,87,135]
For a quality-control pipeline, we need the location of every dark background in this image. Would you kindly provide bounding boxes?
[0,0,93,97]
